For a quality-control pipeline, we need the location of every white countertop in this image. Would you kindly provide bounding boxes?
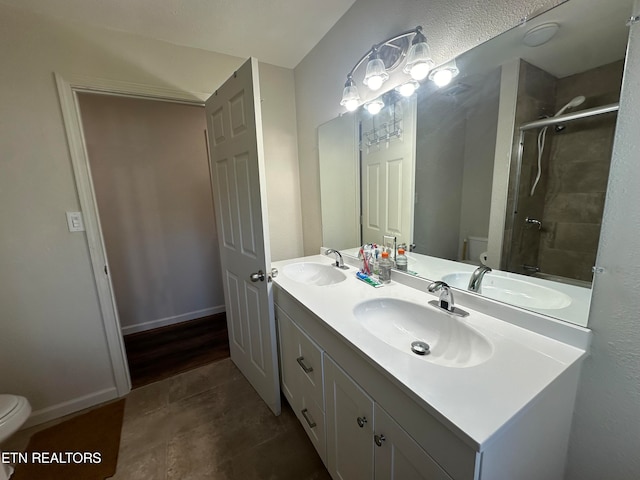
[273,254,587,450]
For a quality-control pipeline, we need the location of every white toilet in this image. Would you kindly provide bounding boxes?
[0,395,31,480]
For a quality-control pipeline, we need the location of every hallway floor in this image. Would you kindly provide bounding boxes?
[5,359,331,479]
[124,314,230,388]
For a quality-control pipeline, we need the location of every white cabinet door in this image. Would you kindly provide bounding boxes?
[325,355,375,480]
[374,405,453,480]
[276,306,326,462]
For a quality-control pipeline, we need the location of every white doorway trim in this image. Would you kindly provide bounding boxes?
[54,72,210,396]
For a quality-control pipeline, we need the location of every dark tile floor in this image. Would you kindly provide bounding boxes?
[4,359,331,479]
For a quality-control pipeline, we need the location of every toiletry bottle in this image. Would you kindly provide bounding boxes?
[378,251,392,284]
[396,248,408,272]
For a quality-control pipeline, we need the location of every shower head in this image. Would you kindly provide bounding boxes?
[554,95,586,117]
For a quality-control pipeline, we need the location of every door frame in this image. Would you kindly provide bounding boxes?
[55,72,210,396]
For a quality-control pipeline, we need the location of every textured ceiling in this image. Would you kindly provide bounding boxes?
[0,0,357,68]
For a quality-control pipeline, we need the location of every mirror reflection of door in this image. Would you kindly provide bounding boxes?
[360,95,416,248]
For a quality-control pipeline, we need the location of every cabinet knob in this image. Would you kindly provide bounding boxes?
[374,434,386,447]
[357,416,367,428]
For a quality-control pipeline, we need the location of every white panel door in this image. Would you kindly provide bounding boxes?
[205,58,280,415]
[361,97,416,247]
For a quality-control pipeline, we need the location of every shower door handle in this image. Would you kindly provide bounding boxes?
[525,217,542,230]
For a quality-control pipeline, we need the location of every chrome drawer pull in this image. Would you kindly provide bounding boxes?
[357,416,367,428]
[374,434,386,447]
[301,408,317,428]
[296,356,314,373]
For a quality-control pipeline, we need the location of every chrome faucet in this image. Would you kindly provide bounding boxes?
[325,249,348,269]
[468,265,492,292]
[427,281,469,317]
[428,281,455,311]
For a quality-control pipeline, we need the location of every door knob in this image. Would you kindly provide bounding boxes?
[250,270,265,282]
[270,267,279,279]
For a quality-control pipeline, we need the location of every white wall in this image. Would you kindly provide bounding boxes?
[413,102,465,259]
[79,94,225,334]
[294,0,640,478]
[0,3,302,423]
[458,73,500,248]
[259,63,305,262]
[564,7,640,478]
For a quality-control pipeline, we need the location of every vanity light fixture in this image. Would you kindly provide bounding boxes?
[340,75,360,111]
[403,28,435,80]
[340,26,434,110]
[363,47,389,91]
[429,59,460,87]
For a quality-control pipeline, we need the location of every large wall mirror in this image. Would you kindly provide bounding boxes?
[318,0,633,327]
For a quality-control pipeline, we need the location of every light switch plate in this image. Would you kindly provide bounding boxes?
[66,211,85,232]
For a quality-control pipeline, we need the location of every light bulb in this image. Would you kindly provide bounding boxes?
[365,99,384,115]
[429,60,459,88]
[366,75,384,91]
[344,99,359,111]
[396,81,419,97]
[340,78,360,111]
[432,68,454,87]
[363,54,388,91]
[410,62,431,81]
[404,29,434,81]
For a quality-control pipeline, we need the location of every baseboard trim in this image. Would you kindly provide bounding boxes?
[23,387,119,429]
[121,306,226,335]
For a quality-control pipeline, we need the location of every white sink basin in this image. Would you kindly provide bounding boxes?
[282,262,347,286]
[352,298,493,368]
[442,273,572,310]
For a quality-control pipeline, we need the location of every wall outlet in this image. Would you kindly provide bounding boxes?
[66,211,85,232]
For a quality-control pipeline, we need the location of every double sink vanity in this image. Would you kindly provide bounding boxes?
[272,252,590,480]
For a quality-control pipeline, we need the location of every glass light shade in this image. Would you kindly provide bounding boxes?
[404,41,434,81]
[430,60,460,87]
[365,99,384,115]
[340,84,360,111]
[396,81,419,97]
[363,57,389,91]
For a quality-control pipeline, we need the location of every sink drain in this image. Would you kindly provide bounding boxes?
[411,341,430,356]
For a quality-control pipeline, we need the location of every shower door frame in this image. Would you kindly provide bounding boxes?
[505,102,620,274]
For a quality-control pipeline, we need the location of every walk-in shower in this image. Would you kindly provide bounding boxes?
[506,98,619,283]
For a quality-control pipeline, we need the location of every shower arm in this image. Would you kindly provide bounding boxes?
[520,102,619,131]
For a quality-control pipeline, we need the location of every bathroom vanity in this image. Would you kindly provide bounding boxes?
[272,254,590,480]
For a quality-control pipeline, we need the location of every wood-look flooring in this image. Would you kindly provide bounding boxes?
[124,313,230,389]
